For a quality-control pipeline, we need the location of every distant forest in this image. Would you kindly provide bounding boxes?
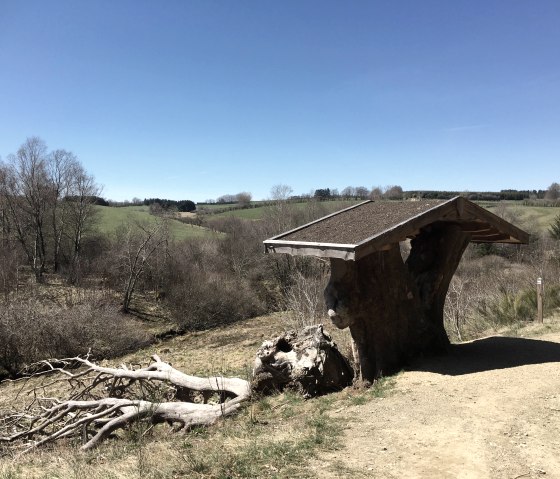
[107,187,557,209]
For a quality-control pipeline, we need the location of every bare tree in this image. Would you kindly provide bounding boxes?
[0,138,100,283]
[341,186,356,198]
[66,165,101,283]
[266,184,295,234]
[270,184,293,201]
[236,191,252,206]
[47,149,76,273]
[545,182,560,200]
[369,186,383,200]
[355,186,369,198]
[115,219,169,313]
[383,185,404,200]
[0,138,51,282]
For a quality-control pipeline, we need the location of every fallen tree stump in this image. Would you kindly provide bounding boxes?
[252,324,354,398]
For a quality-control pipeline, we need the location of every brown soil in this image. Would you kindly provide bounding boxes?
[312,322,560,478]
[280,200,444,244]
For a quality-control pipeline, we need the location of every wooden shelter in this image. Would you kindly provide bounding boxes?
[264,197,529,382]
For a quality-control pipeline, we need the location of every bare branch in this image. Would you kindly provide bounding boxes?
[0,355,250,453]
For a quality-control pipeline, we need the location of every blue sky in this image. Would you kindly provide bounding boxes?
[1,1,559,202]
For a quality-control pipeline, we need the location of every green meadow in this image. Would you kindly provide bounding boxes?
[94,205,214,240]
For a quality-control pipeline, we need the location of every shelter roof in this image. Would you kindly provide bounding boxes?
[264,197,530,261]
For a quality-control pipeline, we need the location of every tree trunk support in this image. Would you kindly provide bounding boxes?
[325,223,470,383]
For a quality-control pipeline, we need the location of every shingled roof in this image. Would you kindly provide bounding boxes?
[264,197,530,261]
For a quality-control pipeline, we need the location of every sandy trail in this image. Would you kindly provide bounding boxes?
[314,330,560,478]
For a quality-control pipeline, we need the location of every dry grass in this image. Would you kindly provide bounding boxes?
[3,308,558,478]
[0,312,359,479]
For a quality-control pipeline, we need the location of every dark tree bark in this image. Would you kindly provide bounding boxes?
[325,222,470,383]
[406,223,471,349]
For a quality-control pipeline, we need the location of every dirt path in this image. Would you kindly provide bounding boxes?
[314,329,560,478]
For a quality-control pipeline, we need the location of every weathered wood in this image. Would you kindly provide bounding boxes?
[406,223,471,350]
[325,247,424,381]
[0,355,251,452]
[264,197,530,383]
[264,197,529,261]
[264,240,356,260]
[325,223,470,382]
[263,245,355,260]
[252,325,353,397]
[537,277,544,323]
[463,201,530,244]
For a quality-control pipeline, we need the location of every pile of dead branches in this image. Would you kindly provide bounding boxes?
[0,354,250,453]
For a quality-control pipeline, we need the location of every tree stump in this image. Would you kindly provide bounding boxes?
[252,324,354,398]
[325,223,470,383]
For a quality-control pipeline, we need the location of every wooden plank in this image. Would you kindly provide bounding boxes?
[459,226,495,234]
[470,237,518,243]
[264,244,355,260]
[264,239,356,249]
[463,201,530,244]
[455,196,465,217]
[537,277,543,323]
[470,233,511,241]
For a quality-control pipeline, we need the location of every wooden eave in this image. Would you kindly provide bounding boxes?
[263,197,530,261]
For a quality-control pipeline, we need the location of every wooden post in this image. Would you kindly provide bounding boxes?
[536,277,543,323]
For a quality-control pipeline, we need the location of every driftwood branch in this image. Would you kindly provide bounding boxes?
[0,355,250,452]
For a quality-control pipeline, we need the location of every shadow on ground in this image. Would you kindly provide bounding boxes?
[413,336,560,375]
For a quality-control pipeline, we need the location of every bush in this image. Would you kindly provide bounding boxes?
[476,284,560,327]
[170,272,265,330]
[282,265,329,329]
[0,300,151,378]
[550,214,560,240]
[165,237,266,330]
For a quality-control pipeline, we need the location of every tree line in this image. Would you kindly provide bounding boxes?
[310,185,560,202]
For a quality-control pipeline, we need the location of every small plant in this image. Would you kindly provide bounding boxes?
[371,376,396,398]
[477,285,560,326]
[550,213,560,240]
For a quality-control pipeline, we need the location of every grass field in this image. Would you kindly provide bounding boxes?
[94,205,215,240]
[210,199,364,220]
[483,202,560,233]
[210,200,560,233]
[196,202,268,211]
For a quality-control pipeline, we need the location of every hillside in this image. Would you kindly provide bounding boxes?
[2,312,560,478]
[197,200,560,236]
[94,205,215,240]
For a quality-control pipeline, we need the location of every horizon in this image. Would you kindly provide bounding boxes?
[1,1,559,202]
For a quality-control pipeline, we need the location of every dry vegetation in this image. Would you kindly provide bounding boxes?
[0,313,362,479]
[1,177,560,477]
[443,204,560,341]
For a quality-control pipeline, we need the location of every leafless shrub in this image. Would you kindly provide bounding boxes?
[0,243,19,301]
[169,271,266,331]
[282,261,329,329]
[0,299,150,378]
[445,242,560,341]
[164,237,266,331]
